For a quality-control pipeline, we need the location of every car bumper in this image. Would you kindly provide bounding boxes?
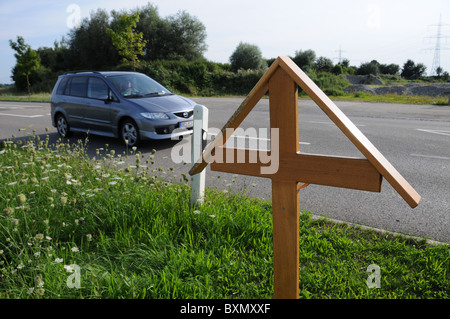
[137,117,194,140]
[140,128,193,140]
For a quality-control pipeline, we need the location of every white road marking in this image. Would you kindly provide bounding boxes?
[416,129,450,137]
[207,133,310,146]
[0,112,44,118]
[411,153,450,161]
[306,120,366,127]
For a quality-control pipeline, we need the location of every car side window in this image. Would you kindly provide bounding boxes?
[69,76,88,97]
[56,77,69,95]
[87,77,109,99]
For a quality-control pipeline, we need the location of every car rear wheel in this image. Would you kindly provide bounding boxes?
[120,119,140,147]
[56,114,71,138]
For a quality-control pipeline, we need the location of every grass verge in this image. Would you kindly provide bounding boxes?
[0,87,51,102]
[0,134,449,299]
[331,92,449,106]
[0,90,449,106]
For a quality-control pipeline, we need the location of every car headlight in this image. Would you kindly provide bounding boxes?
[141,112,170,120]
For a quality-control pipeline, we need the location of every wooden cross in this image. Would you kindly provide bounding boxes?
[189,56,421,299]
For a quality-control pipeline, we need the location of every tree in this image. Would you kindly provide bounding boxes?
[107,12,147,70]
[165,10,207,60]
[332,63,343,75]
[134,4,207,61]
[313,56,334,72]
[401,59,427,79]
[292,49,316,71]
[68,9,119,70]
[357,60,380,76]
[9,36,41,95]
[341,59,350,68]
[229,42,266,72]
[379,63,400,75]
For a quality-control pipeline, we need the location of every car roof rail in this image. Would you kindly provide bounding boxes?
[63,70,102,75]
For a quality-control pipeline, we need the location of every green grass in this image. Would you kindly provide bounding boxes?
[0,85,448,106]
[0,92,447,106]
[0,93,51,102]
[0,85,51,102]
[331,92,449,106]
[0,133,449,299]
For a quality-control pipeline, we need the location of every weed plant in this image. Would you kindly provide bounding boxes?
[0,133,449,299]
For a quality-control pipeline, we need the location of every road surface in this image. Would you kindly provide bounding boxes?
[1,98,449,242]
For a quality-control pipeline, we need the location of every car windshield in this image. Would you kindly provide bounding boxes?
[107,73,172,98]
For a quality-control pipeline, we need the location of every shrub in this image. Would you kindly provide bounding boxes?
[324,88,345,96]
[229,42,266,72]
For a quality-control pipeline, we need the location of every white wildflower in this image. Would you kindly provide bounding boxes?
[64,265,74,272]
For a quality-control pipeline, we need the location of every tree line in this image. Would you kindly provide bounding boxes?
[8,3,448,95]
[9,3,207,92]
[231,45,447,81]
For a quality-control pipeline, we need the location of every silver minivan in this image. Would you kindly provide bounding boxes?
[50,71,196,147]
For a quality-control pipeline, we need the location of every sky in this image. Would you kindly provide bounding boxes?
[1,0,450,84]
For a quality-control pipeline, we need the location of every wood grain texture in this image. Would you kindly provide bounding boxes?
[210,147,383,192]
[276,56,421,208]
[268,67,300,299]
[189,56,421,300]
[272,179,299,299]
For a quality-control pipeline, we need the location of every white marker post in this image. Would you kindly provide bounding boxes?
[190,105,209,206]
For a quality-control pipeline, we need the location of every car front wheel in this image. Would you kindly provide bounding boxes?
[120,119,140,147]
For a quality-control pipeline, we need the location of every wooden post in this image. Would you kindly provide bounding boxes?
[269,67,300,299]
[189,56,421,299]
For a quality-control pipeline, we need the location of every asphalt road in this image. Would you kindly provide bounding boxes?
[1,98,449,242]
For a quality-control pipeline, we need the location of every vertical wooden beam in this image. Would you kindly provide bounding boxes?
[272,180,300,299]
[269,67,300,299]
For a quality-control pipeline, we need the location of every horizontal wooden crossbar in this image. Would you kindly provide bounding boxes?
[189,56,421,208]
[210,146,383,192]
[276,57,420,207]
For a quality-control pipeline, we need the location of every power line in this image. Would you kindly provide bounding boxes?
[425,14,450,76]
[334,45,347,64]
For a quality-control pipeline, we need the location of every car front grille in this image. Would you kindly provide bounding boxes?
[173,110,193,119]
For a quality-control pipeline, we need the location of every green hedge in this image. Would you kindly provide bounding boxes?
[135,60,266,96]
[20,59,350,97]
[134,60,350,97]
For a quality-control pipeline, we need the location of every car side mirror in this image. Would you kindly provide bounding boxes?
[98,95,112,104]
